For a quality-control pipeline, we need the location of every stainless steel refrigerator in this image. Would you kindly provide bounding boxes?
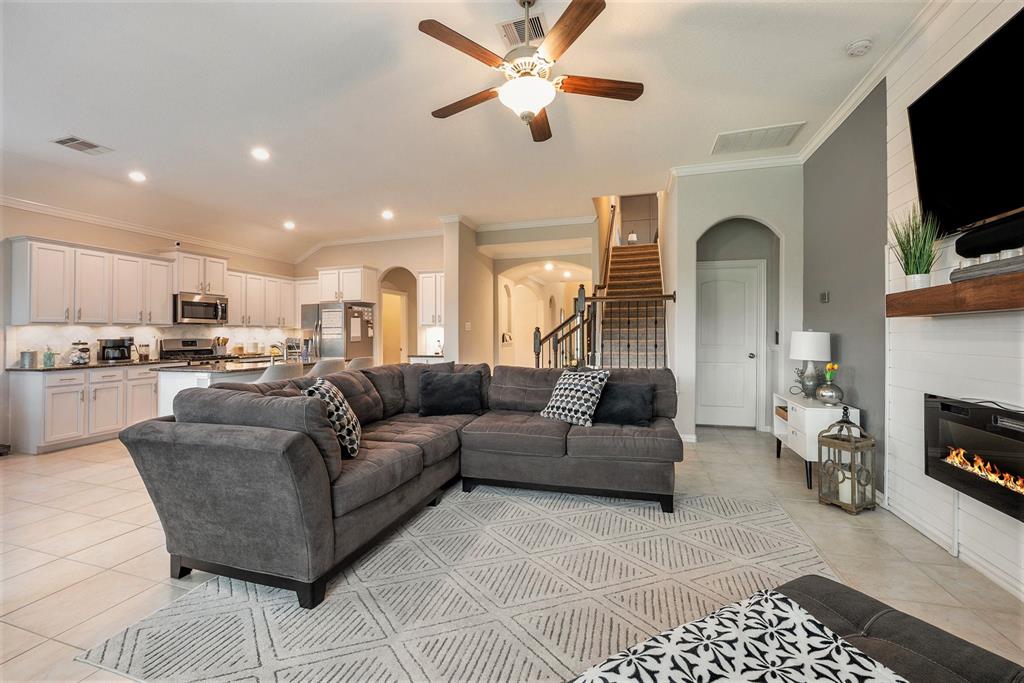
[301,303,374,360]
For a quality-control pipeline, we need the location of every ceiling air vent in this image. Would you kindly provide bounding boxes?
[711,122,805,155]
[496,14,547,50]
[51,135,113,155]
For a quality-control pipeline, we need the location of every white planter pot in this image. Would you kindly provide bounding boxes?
[906,273,931,290]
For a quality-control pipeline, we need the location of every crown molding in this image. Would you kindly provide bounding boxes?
[438,214,477,230]
[796,1,948,163]
[670,155,803,178]
[293,230,444,264]
[476,215,597,232]
[1,195,295,263]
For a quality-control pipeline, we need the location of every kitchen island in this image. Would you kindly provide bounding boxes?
[156,360,315,415]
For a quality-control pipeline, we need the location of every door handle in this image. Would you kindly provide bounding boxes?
[748,353,756,359]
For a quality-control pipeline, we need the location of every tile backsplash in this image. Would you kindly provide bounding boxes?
[5,324,300,366]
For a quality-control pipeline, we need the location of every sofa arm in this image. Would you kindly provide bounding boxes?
[121,419,334,583]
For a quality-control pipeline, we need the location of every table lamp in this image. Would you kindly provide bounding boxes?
[791,331,831,398]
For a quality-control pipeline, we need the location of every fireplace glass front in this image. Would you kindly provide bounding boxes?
[924,395,1024,522]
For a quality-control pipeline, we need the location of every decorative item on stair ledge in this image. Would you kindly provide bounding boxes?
[818,407,876,514]
[815,362,844,406]
[889,203,940,291]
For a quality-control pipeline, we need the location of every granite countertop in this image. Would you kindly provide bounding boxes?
[6,354,283,372]
[156,360,316,374]
[6,358,186,372]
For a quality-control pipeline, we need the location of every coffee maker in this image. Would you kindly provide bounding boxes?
[98,337,133,362]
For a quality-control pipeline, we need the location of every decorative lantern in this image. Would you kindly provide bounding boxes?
[818,407,877,514]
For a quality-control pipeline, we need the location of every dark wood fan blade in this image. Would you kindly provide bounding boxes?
[432,88,498,118]
[558,75,644,100]
[419,20,505,68]
[530,108,552,142]
[537,0,606,62]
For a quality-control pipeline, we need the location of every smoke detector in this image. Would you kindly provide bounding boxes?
[846,39,873,58]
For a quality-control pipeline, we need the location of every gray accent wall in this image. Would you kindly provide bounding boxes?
[803,81,887,488]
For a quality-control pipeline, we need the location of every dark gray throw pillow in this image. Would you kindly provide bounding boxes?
[592,382,655,426]
[419,371,483,416]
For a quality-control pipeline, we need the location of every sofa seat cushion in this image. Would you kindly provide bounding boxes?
[361,418,460,467]
[331,442,423,516]
[388,412,480,432]
[566,417,683,463]
[461,410,570,458]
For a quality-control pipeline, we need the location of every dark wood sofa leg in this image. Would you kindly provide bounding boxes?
[297,577,328,609]
[170,555,192,579]
[428,494,441,507]
[462,477,477,493]
[659,495,674,513]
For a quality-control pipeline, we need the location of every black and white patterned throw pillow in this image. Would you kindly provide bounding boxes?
[540,369,610,427]
[304,377,360,458]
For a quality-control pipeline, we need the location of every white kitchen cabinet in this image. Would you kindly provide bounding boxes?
[296,279,319,308]
[74,249,112,324]
[126,377,158,424]
[418,272,445,326]
[265,278,282,327]
[280,280,296,328]
[244,274,266,326]
[144,260,174,325]
[167,252,229,295]
[111,254,144,324]
[10,240,75,324]
[88,381,125,435]
[317,267,378,303]
[224,271,246,326]
[43,384,86,444]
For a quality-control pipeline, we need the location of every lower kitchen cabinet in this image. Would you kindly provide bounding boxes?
[11,366,166,454]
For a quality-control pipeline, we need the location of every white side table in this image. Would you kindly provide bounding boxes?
[772,392,860,489]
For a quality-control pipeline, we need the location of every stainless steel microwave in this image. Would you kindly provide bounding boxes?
[174,293,228,324]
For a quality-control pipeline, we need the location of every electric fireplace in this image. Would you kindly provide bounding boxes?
[924,395,1024,522]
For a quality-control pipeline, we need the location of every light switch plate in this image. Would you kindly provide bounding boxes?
[464,321,472,331]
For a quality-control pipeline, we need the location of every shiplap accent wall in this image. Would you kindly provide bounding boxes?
[884,1,1023,599]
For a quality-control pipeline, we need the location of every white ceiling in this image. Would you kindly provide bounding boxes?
[2,1,923,262]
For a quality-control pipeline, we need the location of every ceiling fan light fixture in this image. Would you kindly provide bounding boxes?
[498,75,555,122]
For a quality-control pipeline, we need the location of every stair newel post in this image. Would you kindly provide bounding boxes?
[533,326,541,368]
[552,334,559,369]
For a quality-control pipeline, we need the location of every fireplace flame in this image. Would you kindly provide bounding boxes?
[943,447,1024,496]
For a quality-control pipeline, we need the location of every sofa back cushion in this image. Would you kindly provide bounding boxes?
[489,366,563,412]
[606,368,677,418]
[454,363,491,410]
[212,369,384,425]
[360,365,406,418]
[419,371,484,416]
[172,387,345,481]
[401,362,454,413]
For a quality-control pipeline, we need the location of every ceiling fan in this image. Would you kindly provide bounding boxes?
[419,0,643,142]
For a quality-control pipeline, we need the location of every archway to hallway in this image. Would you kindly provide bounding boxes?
[695,218,780,430]
[378,267,417,364]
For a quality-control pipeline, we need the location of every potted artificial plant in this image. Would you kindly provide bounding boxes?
[889,204,940,290]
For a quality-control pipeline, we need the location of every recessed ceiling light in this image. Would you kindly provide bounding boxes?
[128,170,147,183]
[250,146,271,161]
[381,209,395,220]
[283,220,296,230]
[544,262,554,271]
[563,270,572,278]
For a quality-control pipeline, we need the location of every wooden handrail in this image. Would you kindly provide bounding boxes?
[586,292,677,304]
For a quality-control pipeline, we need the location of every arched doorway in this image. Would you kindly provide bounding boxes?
[379,267,417,364]
[695,218,780,428]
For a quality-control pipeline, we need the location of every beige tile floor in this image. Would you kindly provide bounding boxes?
[0,429,1021,681]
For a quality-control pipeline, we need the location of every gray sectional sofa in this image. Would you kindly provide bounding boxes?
[121,362,684,608]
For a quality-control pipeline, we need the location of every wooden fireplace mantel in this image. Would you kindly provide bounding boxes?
[886,271,1024,317]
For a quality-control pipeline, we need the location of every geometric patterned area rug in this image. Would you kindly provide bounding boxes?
[79,486,837,682]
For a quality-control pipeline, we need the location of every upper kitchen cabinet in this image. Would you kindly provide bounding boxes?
[74,248,112,324]
[166,252,228,295]
[418,272,445,326]
[317,267,378,303]
[280,280,297,328]
[224,271,246,326]
[144,260,174,325]
[265,278,282,327]
[112,256,174,325]
[243,274,266,327]
[10,240,75,324]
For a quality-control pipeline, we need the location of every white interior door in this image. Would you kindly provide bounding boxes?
[696,261,763,427]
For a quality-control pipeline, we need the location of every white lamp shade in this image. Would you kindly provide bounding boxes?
[790,331,831,361]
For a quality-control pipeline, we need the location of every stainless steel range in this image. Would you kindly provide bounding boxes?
[158,338,235,364]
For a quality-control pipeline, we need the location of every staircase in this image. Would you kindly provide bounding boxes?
[600,244,666,368]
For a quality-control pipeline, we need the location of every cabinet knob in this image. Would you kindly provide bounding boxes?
[77,307,82,321]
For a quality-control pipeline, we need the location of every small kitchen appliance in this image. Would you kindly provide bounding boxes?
[98,337,133,362]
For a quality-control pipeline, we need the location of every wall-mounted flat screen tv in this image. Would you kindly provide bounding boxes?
[908,10,1022,236]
